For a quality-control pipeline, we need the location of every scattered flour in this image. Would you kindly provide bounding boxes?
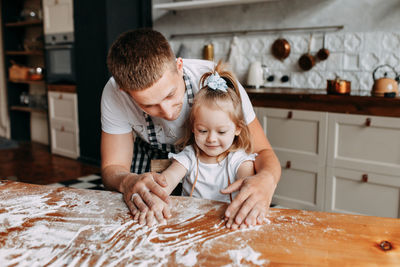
[175,248,199,266]
[225,245,269,266]
[1,184,296,266]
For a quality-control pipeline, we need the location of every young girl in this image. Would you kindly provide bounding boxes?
[134,62,257,227]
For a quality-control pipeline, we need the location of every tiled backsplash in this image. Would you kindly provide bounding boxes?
[169,31,400,93]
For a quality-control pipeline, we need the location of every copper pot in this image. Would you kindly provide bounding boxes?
[327,79,351,95]
[271,38,291,60]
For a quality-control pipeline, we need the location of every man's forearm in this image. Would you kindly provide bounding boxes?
[254,148,281,184]
[102,165,134,193]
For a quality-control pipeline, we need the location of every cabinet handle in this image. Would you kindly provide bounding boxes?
[285,161,291,169]
[361,174,368,183]
[365,118,371,127]
[287,111,293,119]
[58,94,63,100]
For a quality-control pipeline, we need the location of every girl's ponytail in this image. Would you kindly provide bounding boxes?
[200,60,241,99]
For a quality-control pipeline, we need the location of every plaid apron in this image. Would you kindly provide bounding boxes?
[131,72,194,174]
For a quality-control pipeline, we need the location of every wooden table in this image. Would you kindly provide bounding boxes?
[1,181,399,266]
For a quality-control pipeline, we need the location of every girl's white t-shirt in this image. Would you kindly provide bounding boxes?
[100,59,256,145]
[169,146,257,203]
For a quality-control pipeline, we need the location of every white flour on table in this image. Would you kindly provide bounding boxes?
[0,182,322,266]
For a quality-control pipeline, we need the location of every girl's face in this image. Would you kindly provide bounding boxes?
[193,104,241,163]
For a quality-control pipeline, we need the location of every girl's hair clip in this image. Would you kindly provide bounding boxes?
[205,72,228,92]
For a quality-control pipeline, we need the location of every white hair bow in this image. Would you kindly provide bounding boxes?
[205,72,228,92]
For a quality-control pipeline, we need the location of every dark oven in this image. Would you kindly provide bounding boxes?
[44,32,76,84]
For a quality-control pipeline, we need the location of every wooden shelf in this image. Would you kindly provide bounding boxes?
[153,0,278,10]
[10,105,47,114]
[9,78,45,85]
[6,50,44,56]
[5,19,43,27]
[47,84,77,93]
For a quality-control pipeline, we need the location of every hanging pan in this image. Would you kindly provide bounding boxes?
[298,34,316,71]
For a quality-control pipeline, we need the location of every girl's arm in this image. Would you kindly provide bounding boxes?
[160,160,188,195]
[236,160,255,180]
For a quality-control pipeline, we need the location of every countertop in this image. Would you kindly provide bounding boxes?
[246,87,400,118]
[1,181,399,266]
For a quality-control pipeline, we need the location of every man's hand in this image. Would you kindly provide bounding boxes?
[221,171,277,229]
[121,172,171,217]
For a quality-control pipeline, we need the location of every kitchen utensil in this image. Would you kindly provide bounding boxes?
[247,61,267,89]
[371,64,399,97]
[317,33,330,61]
[271,38,291,60]
[29,67,44,81]
[203,43,214,61]
[327,77,351,95]
[298,34,315,71]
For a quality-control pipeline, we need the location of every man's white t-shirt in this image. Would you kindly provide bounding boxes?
[101,59,256,145]
[169,146,257,203]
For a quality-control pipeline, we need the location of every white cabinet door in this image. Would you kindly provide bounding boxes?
[42,0,74,34]
[255,107,328,210]
[327,113,400,177]
[325,167,400,218]
[274,153,326,211]
[48,92,79,158]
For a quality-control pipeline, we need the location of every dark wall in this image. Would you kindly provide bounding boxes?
[73,0,152,165]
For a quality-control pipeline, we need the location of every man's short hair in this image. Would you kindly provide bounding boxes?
[107,28,176,91]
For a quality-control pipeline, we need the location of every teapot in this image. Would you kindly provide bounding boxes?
[371,64,400,97]
[247,61,268,89]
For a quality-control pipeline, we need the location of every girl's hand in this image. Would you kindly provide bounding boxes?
[132,192,171,226]
[221,171,276,229]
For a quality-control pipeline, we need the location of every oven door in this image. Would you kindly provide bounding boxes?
[45,43,76,84]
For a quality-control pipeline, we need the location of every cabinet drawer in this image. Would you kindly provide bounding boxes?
[327,113,400,176]
[50,124,79,159]
[255,108,327,162]
[273,154,325,211]
[48,92,78,123]
[325,167,400,218]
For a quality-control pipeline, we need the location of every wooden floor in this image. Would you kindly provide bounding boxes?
[0,142,100,185]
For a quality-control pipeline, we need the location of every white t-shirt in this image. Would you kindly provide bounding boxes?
[169,146,257,203]
[100,59,256,145]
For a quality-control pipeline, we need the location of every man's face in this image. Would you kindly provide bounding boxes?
[128,59,186,121]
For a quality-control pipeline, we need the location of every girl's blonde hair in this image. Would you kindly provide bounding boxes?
[178,61,252,160]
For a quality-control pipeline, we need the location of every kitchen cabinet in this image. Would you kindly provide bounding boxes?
[48,90,79,158]
[254,107,327,211]
[256,107,400,218]
[325,167,400,218]
[42,0,74,35]
[325,113,400,218]
[326,113,400,176]
[1,0,49,144]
